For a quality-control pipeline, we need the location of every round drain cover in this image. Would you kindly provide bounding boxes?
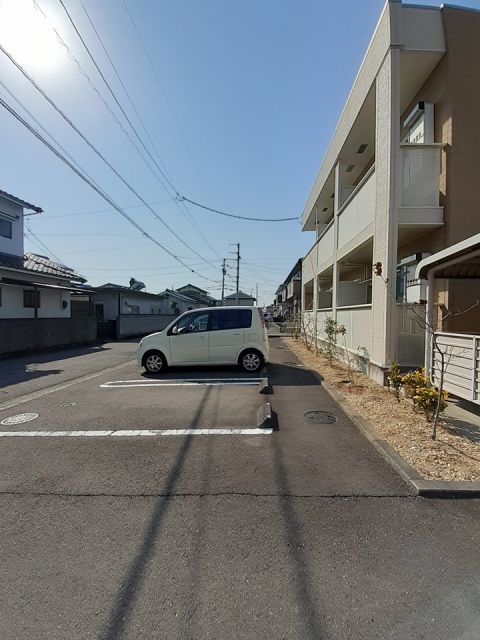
[1,412,39,426]
[304,411,337,425]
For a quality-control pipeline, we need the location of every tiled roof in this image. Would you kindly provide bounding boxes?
[95,283,161,299]
[0,189,42,212]
[160,289,198,303]
[176,284,208,295]
[0,252,86,282]
[225,290,256,300]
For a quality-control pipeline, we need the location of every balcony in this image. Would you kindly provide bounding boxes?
[302,221,335,284]
[337,166,376,258]
[399,143,444,230]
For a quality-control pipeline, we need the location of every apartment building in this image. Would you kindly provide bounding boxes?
[301,0,480,383]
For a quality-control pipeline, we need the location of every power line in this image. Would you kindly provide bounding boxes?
[120,0,209,196]
[32,0,174,198]
[57,0,177,195]
[0,44,218,271]
[0,77,107,200]
[36,199,175,218]
[180,196,299,223]
[25,224,65,264]
[0,93,217,282]
[52,0,220,259]
[79,0,177,192]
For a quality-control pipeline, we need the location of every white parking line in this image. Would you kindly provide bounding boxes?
[0,428,273,437]
[100,378,263,388]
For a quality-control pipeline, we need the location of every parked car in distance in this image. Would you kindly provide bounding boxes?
[137,306,269,374]
[263,310,273,323]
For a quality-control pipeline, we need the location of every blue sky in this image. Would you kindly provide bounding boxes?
[1,0,479,306]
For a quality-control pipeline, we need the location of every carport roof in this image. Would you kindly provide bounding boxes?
[416,233,480,279]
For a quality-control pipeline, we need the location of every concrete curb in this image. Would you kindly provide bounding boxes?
[257,402,274,430]
[284,339,480,499]
[258,378,272,395]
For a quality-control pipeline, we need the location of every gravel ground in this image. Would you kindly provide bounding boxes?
[286,338,480,482]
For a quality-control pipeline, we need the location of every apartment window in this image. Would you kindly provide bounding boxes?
[211,309,252,331]
[23,289,40,308]
[0,218,12,239]
[129,305,140,314]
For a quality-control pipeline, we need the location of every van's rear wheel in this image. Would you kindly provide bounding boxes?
[240,350,263,373]
[143,351,166,374]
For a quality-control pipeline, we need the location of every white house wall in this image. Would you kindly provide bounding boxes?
[94,291,166,320]
[0,198,23,256]
[0,284,71,319]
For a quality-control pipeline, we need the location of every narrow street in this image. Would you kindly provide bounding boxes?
[0,337,479,639]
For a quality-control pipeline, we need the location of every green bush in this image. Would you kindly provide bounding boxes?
[413,387,448,421]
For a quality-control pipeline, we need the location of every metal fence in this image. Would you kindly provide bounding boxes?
[431,332,480,404]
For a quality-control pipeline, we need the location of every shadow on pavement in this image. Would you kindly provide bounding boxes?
[271,428,325,638]
[99,386,213,640]
[140,364,265,380]
[444,418,480,443]
[0,345,117,391]
[267,362,322,386]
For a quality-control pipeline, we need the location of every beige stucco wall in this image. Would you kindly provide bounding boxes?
[399,7,480,329]
[399,6,480,259]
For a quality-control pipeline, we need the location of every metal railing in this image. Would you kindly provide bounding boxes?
[431,332,480,404]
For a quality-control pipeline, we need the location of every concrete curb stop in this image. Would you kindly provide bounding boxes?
[257,402,274,430]
[258,378,272,395]
[284,339,480,498]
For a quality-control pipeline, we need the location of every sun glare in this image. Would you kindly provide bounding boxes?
[0,0,61,71]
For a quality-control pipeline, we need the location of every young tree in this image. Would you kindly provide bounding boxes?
[374,266,479,439]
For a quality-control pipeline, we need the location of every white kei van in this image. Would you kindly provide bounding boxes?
[137,306,269,374]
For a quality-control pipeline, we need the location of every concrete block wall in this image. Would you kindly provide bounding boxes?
[116,314,173,339]
[0,318,97,356]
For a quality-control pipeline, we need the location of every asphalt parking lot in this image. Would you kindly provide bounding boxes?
[1,338,480,640]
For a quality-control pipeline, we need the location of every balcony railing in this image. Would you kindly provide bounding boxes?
[400,143,443,207]
[303,220,334,283]
[337,166,375,254]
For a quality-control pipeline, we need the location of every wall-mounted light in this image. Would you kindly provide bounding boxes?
[322,207,328,212]
[346,164,355,173]
[357,144,368,154]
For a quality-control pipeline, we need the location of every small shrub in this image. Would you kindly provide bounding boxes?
[401,368,429,400]
[387,361,402,401]
[413,387,448,421]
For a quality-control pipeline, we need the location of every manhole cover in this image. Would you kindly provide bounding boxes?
[1,412,39,426]
[304,411,337,425]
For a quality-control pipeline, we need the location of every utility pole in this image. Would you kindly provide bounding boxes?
[235,242,240,305]
[256,283,258,307]
[221,258,226,306]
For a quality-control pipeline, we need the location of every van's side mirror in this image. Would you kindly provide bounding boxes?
[172,326,178,335]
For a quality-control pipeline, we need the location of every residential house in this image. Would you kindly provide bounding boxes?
[224,291,256,306]
[273,259,302,318]
[273,284,287,317]
[0,188,95,355]
[176,284,218,307]
[158,288,202,315]
[301,1,480,383]
[93,283,171,339]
